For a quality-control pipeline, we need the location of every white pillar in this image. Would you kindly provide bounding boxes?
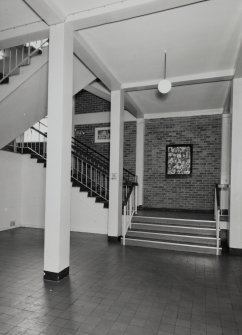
[108,90,124,238]
[230,78,242,252]
[221,114,231,185]
[220,113,231,211]
[44,23,73,280]
[136,118,144,207]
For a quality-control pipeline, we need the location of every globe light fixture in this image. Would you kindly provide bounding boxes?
[158,51,172,94]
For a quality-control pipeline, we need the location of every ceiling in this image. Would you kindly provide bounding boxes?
[0,0,41,32]
[128,81,231,115]
[1,0,242,116]
[78,0,242,84]
[51,0,132,16]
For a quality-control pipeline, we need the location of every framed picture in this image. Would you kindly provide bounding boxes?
[166,144,192,178]
[95,127,110,143]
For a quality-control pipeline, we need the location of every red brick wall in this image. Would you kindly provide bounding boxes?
[143,115,221,210]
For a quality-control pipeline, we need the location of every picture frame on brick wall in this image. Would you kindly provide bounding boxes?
[95,127,110,143]
[166,144,192,178]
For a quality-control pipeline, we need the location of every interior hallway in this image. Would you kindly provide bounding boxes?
[0,228,241,335]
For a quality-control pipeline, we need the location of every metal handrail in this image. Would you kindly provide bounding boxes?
[0,39,48,84]
[122,183,138,246]
[72,137,137,179]
[6,122,138,207]
[214,183,230,256]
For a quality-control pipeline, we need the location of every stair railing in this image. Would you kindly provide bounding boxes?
[71,153,109,201]
[7,121,47,159]
[0,39,48,84]
[6,123,138,206]
[72,137,137,186]
[122,182,138,246]
[214,183,230,255]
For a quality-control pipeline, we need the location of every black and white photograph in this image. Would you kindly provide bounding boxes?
[0,1,241,335]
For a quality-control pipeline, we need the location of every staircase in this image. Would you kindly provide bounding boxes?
[0,43,44,86]
[4,120,137,209]
[123,215,222,255]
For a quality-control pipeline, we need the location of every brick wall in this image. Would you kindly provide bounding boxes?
[75,90,110,114]
[74,91,136,174]
[75,122,136,174]
[143,115,221,211]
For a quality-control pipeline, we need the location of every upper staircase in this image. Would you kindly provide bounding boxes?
[0,39,96,149]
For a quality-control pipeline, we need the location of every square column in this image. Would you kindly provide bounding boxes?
[220,113,231,212]
[44,23,73,280]
[108,90,124,238]
[136,118,144,206]
[230,78,242,253]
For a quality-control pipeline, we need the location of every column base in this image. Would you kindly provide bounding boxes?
[229,248,242,256]
[44,267,69,281]
[108,236,121,243]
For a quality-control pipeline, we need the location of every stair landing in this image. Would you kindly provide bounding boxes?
[122,209,222,255]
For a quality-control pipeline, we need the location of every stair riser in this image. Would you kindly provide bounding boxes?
[123,238,221,255]
[131,223,216,236]
[132,217,215,228]
[126,231,218,246]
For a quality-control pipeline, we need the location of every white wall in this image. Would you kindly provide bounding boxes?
[0,151,22,231]
[0,150,108,233]
[21,156,46,228]
[71,188,108,234]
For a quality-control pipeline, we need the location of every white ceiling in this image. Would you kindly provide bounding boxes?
[78,0,242,85]
[1,0,241,116]
[128,81,231,115]
[0,0,41,32]
[51,0,130,16]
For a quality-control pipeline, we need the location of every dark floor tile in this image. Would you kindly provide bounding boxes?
[0,228,241,335]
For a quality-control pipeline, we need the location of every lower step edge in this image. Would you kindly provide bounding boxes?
[122,238,222,254]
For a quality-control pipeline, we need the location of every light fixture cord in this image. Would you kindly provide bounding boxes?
[164,50,167,79]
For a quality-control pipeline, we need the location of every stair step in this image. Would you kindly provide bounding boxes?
[131,222,216,236]
[122,237,222,255]
[127,230,218,246]
[132,216,216,228]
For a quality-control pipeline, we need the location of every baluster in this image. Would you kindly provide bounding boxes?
[90,166,93,194]
[13,139,17,153]
[135,185,138,214]
[77,158,79,181]
[86,163,87,186]
[28,44,30,62]
[21,134,24,154]
[105,175,107,199]
[3,50,5,77]
[22,45,24,64]
[9,49,12,73]
[15,48,18,68]
[123,205,127,246]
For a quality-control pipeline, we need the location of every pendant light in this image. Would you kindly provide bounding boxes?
[158,50,172,94]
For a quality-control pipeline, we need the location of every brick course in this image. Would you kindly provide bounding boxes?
[143,115,221,210]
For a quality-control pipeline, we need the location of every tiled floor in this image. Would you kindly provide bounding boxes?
[0,228,242,335]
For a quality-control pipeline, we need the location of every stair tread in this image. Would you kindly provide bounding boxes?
[128,229,217,238]
[131,222,216,230]
[133,215,215,221]
[124,236,221,248]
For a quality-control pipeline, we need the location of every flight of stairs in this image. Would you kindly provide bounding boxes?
[123,215,222,255]
[4,144,109,209]
[0,45,42,86]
